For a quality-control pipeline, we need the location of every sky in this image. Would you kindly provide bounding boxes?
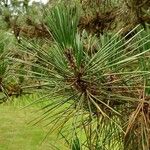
[29,0,49,5]
[7,0,49,5]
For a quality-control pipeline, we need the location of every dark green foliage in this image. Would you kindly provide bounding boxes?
[71,135,81,150]
[10,4,150,150]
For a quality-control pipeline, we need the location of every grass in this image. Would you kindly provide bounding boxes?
[0,95,68,150]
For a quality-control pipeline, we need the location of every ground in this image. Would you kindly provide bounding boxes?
[0,96,68,150]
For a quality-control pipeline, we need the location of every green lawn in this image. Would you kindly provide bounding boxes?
[0,98,68,150]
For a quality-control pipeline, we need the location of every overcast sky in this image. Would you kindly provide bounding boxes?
[29,0,49,5]
[7,0,49,5]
